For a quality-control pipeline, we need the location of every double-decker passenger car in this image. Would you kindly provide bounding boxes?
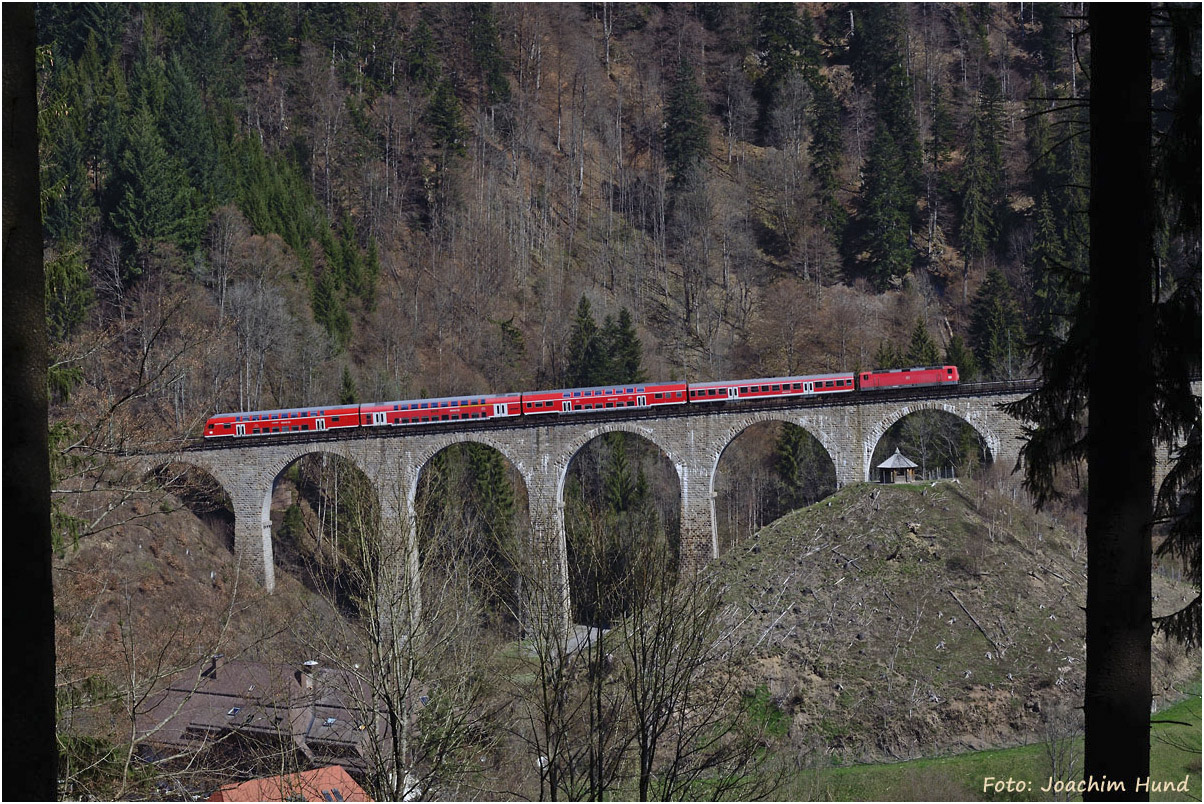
[858,365,959,390]
[521,382,688,414]
[687,372,857,403]
[360,393,522,427]
[203,404,361,438]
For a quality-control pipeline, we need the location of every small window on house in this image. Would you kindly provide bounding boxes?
[227,707,241,717]
[324,717,337,727]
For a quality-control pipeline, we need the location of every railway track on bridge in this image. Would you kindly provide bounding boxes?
[160,378,1043,456]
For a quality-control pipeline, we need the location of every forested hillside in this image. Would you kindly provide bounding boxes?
[38,2,1100,442]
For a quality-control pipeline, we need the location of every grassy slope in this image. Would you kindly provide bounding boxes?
[710,480,1200,776]
[785,686,1200,802]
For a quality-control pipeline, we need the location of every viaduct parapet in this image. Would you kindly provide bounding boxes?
[134,383,1050,625]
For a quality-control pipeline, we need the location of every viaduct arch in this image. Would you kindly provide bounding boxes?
[137,382,1117,627]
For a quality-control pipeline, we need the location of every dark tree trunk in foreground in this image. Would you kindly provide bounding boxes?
[2,4,58,800]
[1084,6,1154,800]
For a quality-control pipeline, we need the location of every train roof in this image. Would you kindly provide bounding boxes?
[209,403,358,419]
[689,372,853,387]
[364,391,521,407]
[523,381,683,396]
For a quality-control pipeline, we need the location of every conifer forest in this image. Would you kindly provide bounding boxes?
[24,3,1201,801]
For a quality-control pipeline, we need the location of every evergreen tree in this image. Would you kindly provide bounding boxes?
[164,55,221,202]
[428,78,467,157]
[313,268,352,348]
[876,62,923,192]
[958,106,999,295]
[467,4,510,108]
[603,436,638,515]
[969,269,1026,380]
[566,296,607,387]
[861,124,913,288]
[109,102,198,254]
[664,59,708,187]
[944,334,979,382]
[338,365,358,403]
[905,318,941,366]
[808,77,845,227]
[601,308,645,384]
[406,14,440,93]
[40,89,97,245]
[873,340,904,370]
[1028,194,1070,355]
[774,424,831,510]
[44,249,94,343]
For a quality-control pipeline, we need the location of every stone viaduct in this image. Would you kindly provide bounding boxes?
[138,382,1043,623]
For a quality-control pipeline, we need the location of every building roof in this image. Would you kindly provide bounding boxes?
[877,448,918,470]
[136,656,388,773]
[209,765,371,802]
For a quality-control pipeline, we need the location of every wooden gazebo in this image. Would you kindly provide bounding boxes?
[876,448,918,484]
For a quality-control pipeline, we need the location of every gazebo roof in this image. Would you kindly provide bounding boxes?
[877,448,918,470]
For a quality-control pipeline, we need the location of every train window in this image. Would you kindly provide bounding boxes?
[793,383,802,390]
[291,426,299,431]
[825,381,834,387]
[708,388,717,396]
[654,393,662,399]
[442,414,449,420]
[271,427,279,433]
[421,417,429,422]
[303,425,310,430]
[223,423,232,429]
[574,392,581,397]
[771,385,780,391]
[252,428,260,434]
[606,402,614,408]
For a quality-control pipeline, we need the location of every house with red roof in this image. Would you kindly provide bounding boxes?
[208,765,370,802]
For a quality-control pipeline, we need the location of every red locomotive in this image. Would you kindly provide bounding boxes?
[858,365,959,390]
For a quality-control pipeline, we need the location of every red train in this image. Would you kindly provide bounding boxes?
[203,366,958,438]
